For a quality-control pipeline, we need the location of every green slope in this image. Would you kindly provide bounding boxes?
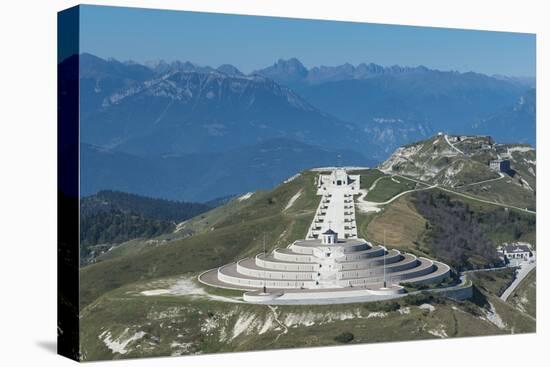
[80,270,534,361]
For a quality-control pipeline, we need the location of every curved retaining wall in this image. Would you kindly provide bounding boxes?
[211,236,452,294]
[256,255,318,271]
[218,265,316,289]
[340,242,369,253]
[290,242,369,255]
[290,245,315,255]
[273,249,313,262]
[405,261,451,286]
[391,260,435,282]
[340,247,385,260]
[237,259,315,280]
[341,261,435,286]
[260,252,406,272]
[338,251,403,270]
[338,256,419,279]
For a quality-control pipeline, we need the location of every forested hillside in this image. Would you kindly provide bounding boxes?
[81,190,212,221]
[79,191,214,265]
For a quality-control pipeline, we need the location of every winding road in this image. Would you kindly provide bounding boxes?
[455,172,505,188]
[355,168,536,217]
[393,174,535,215]
[356,174,435,213]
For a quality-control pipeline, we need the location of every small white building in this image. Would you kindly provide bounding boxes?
[321,229,338,245]
[499,243,532,261]
[331,169,349,186]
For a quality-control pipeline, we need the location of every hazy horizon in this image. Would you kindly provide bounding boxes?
[79,5,536,78]
[81,52,536,80]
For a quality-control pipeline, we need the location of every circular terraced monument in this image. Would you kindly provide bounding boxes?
[199,168,451,304]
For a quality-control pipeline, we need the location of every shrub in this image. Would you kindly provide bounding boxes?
[402,292,445,306]
[364,300,400,312]
[334,332,354,343]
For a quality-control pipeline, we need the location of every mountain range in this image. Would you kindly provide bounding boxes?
[254,59,533,150]
[62,53,536,201]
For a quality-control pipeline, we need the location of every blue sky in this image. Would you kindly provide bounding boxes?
[79,5,536,77]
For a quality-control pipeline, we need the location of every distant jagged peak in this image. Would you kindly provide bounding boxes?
[216,64,244,77]
[253,57,435,85]
[251,57,309,83]
[272,57,308,73]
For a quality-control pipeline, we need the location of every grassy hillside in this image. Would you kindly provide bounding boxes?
[93,192,259,263]
[468,269,515,297]
[364,196,428,255]
[360,189,535,271]
[456,178,536,211]
[79,269,535,361]
[469,269,535,333]
[365,176,418,202]
[506,147,536,189]
[79,171,321,309]
[355,169,386,190]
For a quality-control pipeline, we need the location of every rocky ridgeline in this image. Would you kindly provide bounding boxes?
[379,134,535,189]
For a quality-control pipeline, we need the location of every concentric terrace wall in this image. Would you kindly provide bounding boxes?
[199,169,452,301]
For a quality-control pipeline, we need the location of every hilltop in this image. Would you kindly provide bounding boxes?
[380,134,535,203]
